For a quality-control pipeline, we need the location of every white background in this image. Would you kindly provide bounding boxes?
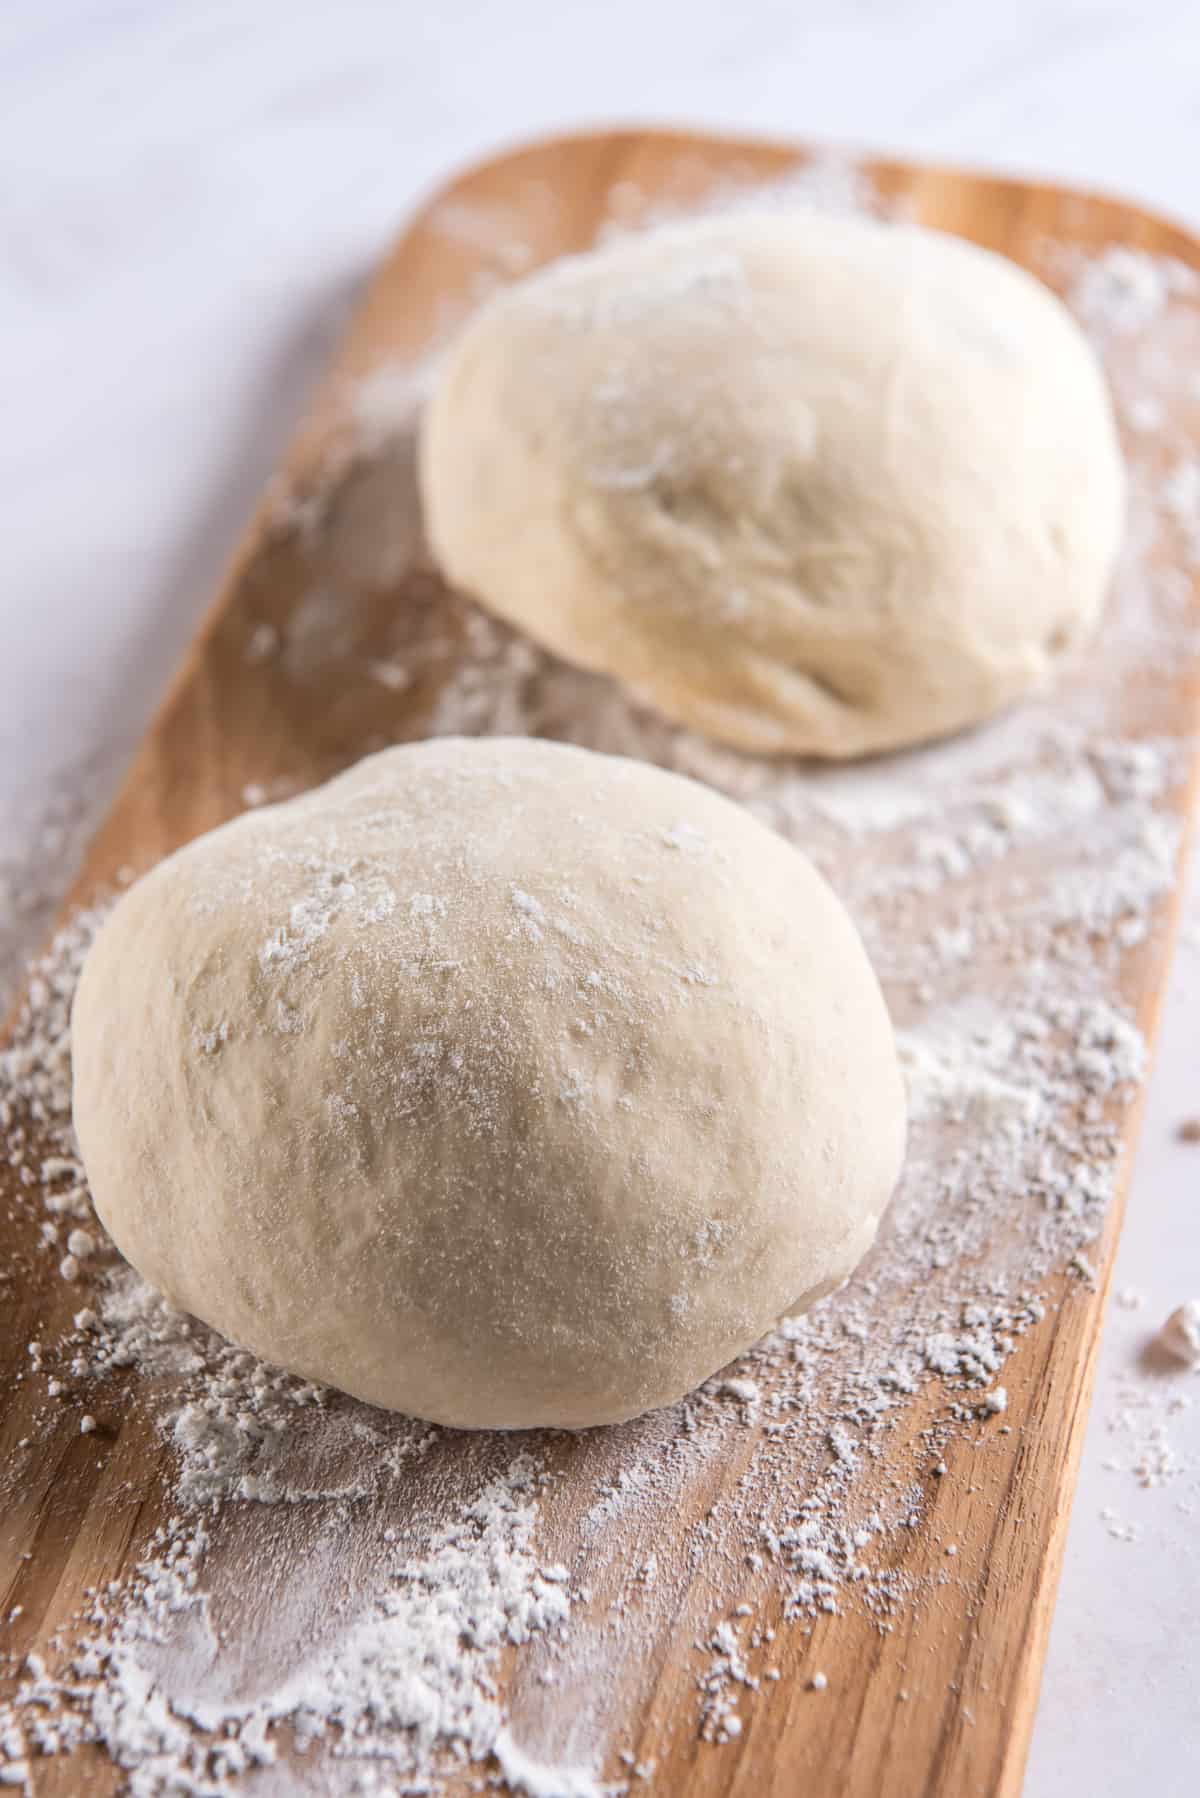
[2,2,1198,1790]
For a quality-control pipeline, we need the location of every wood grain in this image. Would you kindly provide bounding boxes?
[3,128,1200,1797]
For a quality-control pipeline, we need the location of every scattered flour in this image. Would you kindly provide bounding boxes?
[1100,1508,1142,1544]
[7,1460,586,1796]
[1097,1293,1197,1513]
[1065,244,1196,337]
[595,150,887,245]
[493,1727,614,1798]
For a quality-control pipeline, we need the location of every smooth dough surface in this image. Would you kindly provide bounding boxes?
[71,738,905,1429]
[420,211,1125,758]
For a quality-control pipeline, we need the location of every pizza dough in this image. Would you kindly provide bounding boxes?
[420,211,1124,758]
[71,738,905,1429]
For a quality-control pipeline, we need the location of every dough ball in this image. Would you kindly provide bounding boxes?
[420,211,1124,759]
[71,738,905,1430]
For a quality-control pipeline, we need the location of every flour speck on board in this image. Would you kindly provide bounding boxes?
[3,158,1200,1793]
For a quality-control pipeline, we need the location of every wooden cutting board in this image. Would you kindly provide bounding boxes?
[3,128,1200,1797]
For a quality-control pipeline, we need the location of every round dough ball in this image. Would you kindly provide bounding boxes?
[420,211,1124,759]
[72,738,905,1429]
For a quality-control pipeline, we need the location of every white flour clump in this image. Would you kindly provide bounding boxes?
[1156,1301,1200,1368]
[3,168,1200,1791]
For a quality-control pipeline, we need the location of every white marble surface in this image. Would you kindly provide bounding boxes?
[3,1,1198,1790]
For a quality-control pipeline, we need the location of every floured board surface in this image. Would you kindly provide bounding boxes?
[3,129,1200,1798]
